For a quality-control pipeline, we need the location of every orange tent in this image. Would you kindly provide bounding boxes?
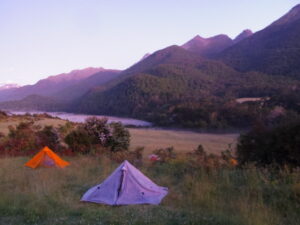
[25,146,70,169]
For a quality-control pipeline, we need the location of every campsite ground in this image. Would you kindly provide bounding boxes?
[0,116,299,225]
[0,116,238,155]
[0,156,299,225]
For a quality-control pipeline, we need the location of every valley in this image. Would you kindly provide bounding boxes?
[1,4,300,130]
[1,2,300,224]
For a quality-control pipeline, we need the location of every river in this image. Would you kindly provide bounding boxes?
[9,111,152,127]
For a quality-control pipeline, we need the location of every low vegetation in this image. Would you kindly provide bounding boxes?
[0,112,237,156]
[0,112,299,224]
[0,156,299,225]
[237,119,300,168]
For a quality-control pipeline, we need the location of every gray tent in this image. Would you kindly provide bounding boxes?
[81,160,168,205]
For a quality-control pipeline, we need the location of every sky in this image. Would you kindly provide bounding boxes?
[0,0,299,85]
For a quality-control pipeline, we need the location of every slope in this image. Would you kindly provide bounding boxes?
[74,45,296,128]
[219,4,300,78]
[0,67,105,102]
[181,30,252,57]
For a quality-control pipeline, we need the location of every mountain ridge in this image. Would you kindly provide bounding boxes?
[270,4,300,27]
[218,4,300,77]
[0,67,116,102]
[182,29,253,57]
[1,4,300,128]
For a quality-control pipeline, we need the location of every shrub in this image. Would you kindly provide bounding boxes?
[83,117,111,146]
[0,121,68,156]
[58,122,74,137]
[36,126,61,151]
[64,117,131,154]
[108,122,130,152]
[3,122,38,155]
[237,120,300,168]
[64,128,93,154]
[187,144,208,167]
[129,146,144,166]
[153,146,176,163]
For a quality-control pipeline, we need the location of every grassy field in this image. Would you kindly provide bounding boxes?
[129,128,238,155]
[0,156,299,225]
[0,116,299,225]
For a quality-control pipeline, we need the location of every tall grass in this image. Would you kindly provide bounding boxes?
[0,156,299,225]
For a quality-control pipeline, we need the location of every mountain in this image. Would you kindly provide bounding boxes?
[140,53,151,61]
[74,46,234,120]
[0,68,121,111]
[0,95,65,112]
[181,29,253,57]
[0,83,21,90]
[219,4,300,78]
[0,67,108,102]
[2,4,300,128]
[1,44,297,128]
[52,69,121,101]
[233,29,253,43]
[125,45,206,74]
[181,34,233,57]
[73,45,297,128]
[270,4,300,26]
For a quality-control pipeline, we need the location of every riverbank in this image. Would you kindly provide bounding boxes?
[8,111,152,126]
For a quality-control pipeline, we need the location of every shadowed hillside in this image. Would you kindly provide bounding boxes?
[73,45,299,128]
[219,4,300,78]
[0,67,109,102]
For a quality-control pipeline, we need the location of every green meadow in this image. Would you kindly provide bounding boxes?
[0,116,299,225]
[0,156,299,225]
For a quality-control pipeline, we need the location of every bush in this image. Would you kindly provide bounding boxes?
[64,117,131,154]
[0,122,65,156]
[2,122,39,155]
[83,117,111,146]
[108,122,130,152]
[64,128,93,154]
[237,120,300,168]
[153,146,176,163]
[36,126,61,151]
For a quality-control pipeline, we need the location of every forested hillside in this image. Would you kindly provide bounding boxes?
[74,46,299,128]
[219,4,300,78]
